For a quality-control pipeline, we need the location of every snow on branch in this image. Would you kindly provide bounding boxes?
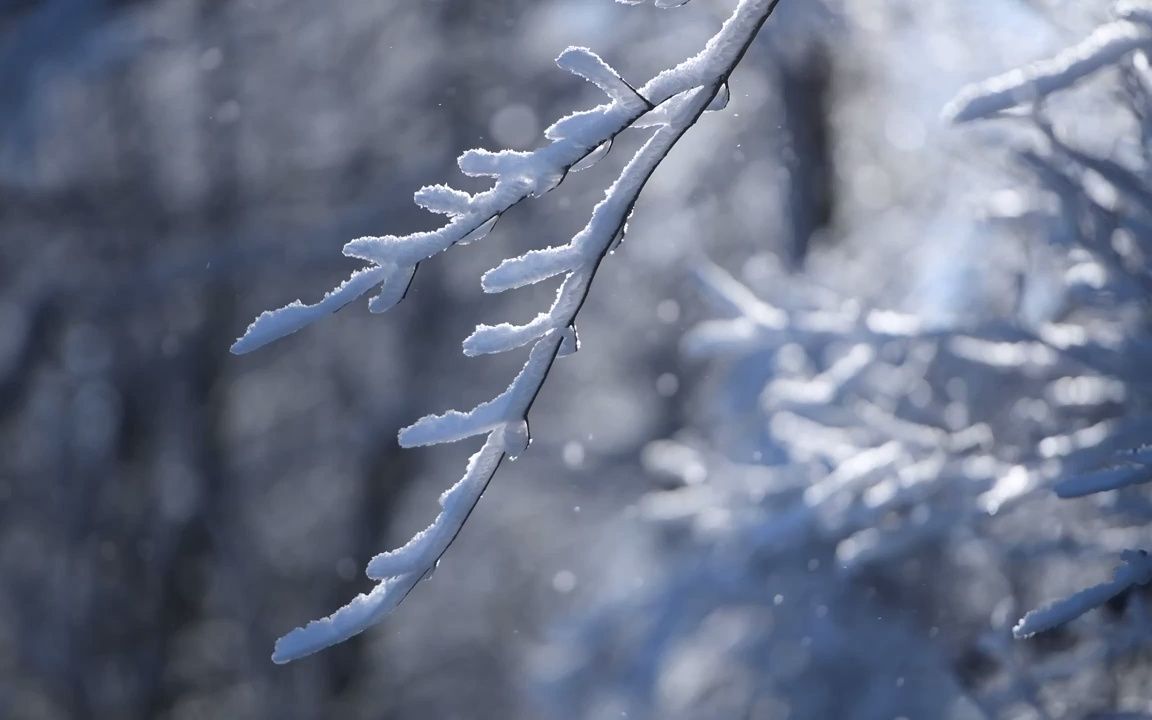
[229,266,390,355]
[681,263,1102,367]
[944,19,1152,123]
[1055,445,1152,498]
[1004,442,1152,639]
[235,0,785,664]
[233,0,782,357]
[679,260,1152,594]
[557,47,653,107]
[1014,550,1152,638]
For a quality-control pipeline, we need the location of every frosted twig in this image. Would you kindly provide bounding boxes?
[235,0,786,663]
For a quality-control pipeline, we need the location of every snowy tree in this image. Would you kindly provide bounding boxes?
[947,0,1152,643]
[531,2,1152,717]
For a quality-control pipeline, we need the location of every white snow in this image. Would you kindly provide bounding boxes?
[413,184,475,217]
[399,335,560,448]
[272,573,422,664]
[230,266,388,354]
[368,263,417,314]
[464,311,560,357]
[556,47,650,106]
[482,245,580,294]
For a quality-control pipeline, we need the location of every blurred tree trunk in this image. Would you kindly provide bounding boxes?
[778,43,834,269]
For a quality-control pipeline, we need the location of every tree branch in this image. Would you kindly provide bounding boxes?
[233,0,786,664]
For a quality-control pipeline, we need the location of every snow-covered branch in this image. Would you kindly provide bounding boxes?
[944,19,1152,123]
[234,0,784,663]
[1014,550,1152,638]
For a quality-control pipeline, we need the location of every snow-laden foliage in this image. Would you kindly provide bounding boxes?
[537,265,1152,718]
[534,3,1152,717]
[233,0,785,663]
[947,2,1152,643]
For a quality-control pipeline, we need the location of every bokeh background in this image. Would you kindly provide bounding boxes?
[3,0,1151,718]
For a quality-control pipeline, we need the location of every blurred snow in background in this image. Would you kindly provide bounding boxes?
[1,0,1149,718]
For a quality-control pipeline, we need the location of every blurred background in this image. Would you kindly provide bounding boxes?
[3,0,1152,718]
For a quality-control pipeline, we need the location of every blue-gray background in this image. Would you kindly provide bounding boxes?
[3,1,1150,718]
